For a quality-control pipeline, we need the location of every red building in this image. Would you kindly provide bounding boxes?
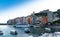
[40,16,48,24]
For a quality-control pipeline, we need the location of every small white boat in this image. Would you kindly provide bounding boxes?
[24,28,30,33]
[14,23,30,28]
[10,30,17,35]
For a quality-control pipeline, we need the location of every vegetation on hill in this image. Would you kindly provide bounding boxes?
[52,19,60,24]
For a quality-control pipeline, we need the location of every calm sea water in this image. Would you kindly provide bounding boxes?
[0,25,40,37]
[0,25,60,37]
[0,25,31,37]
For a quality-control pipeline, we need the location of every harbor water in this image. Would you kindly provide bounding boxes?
[0,25,60,37]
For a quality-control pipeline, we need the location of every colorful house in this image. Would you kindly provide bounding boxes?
[14,17,21,24]
[40,16,48,24]
[26,16,32,24]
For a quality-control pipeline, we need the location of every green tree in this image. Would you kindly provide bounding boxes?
[57,9,60,18]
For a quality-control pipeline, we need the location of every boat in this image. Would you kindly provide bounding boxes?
[24,28,30,33]
[13,23,30,28]
[10,30,17,35]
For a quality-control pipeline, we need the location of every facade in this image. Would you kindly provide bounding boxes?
[39,9,59,23]
[7,19,16,25]
[31,12,37,25]
[47,11,54,22]
[26,16,32,25]
[53,12,59,21]
[40,16,48,24]
[14,17,21,24]
[7,20,12,25]
[36,9,59,23]
[14,17,27,25]
[20,17,26,24]
[7,9,59,25]
[40,9,54,22]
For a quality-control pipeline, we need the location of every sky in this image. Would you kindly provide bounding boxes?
[0,0,60,23]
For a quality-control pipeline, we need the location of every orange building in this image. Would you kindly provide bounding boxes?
[26,16,32,24]
[40,16,48,24]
